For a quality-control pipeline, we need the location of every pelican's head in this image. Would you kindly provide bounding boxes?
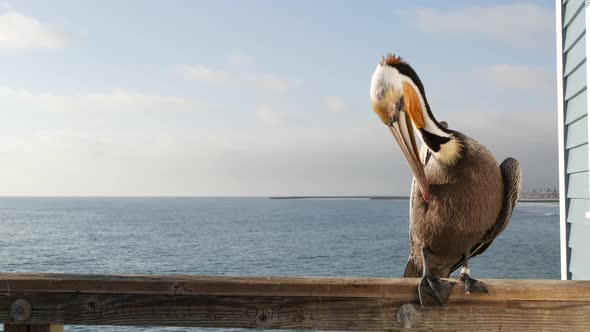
[370,54,431,201]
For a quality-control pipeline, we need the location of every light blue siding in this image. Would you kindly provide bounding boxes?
[564,7,585,51]
[568,198,588,223]
[564,37,585,76]
[569,239,590,277]
[564,0,585,27]
[560,1,590,280]
[567,172,589,198]
[567,144,589,173]
[564,62,586,100]
[565,115,588,148]
[569,221,590,246]
[565,89,587,124]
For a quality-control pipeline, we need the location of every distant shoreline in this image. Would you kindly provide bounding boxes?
[268,196,407,200]
[517,198,559,203]
[268,196,559,203]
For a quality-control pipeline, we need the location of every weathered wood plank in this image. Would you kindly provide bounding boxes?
[1,274,590,330]
[3,324,64,332]
[1,293,590,330]
[1,274,590,301]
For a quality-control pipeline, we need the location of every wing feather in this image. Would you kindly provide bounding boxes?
[449,157,522,273]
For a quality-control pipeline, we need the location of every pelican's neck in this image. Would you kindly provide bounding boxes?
[419,122,462,166]
[404,79,462,165]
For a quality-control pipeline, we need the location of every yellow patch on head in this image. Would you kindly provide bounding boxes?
[371,89,395,125]
[402,83,424,128]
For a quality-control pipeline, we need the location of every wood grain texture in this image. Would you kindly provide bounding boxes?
[3,324,64,332]
[1,273,590,330]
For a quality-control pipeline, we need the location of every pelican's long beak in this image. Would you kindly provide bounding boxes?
[377,97,430,202]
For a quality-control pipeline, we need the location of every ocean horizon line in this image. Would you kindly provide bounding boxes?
[0,195,559,202]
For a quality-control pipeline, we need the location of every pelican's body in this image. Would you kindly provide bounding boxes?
[369,54,521,306]
[405,132,504,278]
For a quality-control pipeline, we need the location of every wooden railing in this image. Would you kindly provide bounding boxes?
[1,273,589,331]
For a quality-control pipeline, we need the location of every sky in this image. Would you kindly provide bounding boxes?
[0,0,557,196]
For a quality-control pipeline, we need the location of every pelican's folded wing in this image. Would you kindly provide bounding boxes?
[450,157,522,273]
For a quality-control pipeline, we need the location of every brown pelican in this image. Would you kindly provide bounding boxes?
[369,54,521,306]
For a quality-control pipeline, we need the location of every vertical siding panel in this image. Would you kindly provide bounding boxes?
[559,0,589,280]
[558,0,570,280]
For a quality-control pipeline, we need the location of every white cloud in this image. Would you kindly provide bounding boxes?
[255,106,293,126]
[229,53,254,65]
[174,64,290,92]
[0,9,66,49]
[324,96,348,113]
[174,65,228,83]
[0,87,201,112]
[0,106,557,195]
[405,4,554,48]
[478,64,555,94]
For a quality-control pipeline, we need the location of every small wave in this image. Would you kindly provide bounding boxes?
[544,212,557,216]
[297,255,330,260]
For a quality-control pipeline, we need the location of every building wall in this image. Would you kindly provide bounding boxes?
[558,0,590,279]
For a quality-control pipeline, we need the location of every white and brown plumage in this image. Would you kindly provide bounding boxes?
[369,54,522,306]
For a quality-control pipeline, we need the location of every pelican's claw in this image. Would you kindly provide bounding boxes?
[458,273,488,295]
[418,275,455,307]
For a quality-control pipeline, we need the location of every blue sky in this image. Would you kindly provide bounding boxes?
[0,1,557,195]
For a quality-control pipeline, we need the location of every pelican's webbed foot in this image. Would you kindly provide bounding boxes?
[418,275,455,307]
[458,273,488,295]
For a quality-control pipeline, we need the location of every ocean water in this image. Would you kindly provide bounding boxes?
[0,198,559,331]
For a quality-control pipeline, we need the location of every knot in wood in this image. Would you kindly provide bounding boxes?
[10,298,32,322]
[84,299,99,313]
[173,282,181,295]
[396,303,422,329]
[255,308,274,327]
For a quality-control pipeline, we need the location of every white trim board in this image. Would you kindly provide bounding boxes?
[556,0,568,280]
[587,4,590,223]
[586,8,590,223]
